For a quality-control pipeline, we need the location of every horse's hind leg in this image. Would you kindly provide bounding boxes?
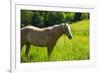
[25,42,31,61]
[21,43,24,62]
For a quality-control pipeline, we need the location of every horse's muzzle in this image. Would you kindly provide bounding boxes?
[69,36,72,39]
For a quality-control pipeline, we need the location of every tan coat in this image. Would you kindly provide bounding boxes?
[21,23,72,58]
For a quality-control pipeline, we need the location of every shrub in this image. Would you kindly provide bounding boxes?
[80,13,89,20]
[21,10,33,27]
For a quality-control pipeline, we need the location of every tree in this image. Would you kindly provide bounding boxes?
[21,10,90,28]
[80,13,89,20]
[21,10,33,27]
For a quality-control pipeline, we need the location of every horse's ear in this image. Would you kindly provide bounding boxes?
[66,20,70,24]
[64,22,69,26]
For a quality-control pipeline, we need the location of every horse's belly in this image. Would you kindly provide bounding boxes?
[31,39,46,47]
[28,32,47,47]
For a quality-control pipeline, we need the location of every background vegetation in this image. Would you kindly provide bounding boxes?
[21,10,89,27]
[21,10,90,62]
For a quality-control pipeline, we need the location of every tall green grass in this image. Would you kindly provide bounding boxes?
[21,20,90,63]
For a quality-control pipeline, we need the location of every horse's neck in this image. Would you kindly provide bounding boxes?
[53,25,64,41]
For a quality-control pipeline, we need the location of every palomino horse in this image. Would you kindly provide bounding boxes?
[21,22,72,59]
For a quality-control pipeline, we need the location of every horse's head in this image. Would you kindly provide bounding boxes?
[63,22,73,39]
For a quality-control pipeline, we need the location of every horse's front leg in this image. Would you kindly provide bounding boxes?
[47,45,54,60]
[25,42,31,61]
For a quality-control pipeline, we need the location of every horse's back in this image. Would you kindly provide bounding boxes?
[22,25,46,31]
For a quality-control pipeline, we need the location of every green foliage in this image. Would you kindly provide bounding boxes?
[21,20,90,62]
[80,13,90,20]
[21,10,33,27]
[73,13,82,22]
[45,12,65,26]
[64,12,75,23]
[21,10,89,27]
[31,11,46,27]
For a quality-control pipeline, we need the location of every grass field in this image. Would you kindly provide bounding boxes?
[21,20,90,63]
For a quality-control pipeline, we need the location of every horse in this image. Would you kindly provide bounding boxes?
[21,22,72,59]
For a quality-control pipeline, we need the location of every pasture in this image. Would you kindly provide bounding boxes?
[21,20,90,63]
